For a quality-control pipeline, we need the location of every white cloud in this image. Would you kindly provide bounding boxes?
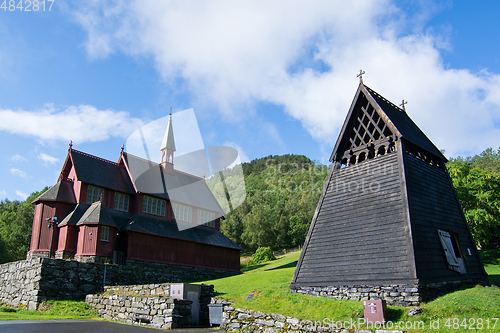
[11,154,27,162]
[10,168,27,178]
[223,141,250,163]
[70,0,500,157]
[15,190,28,200]
[0,104,143,144]
[0,190,7,199]
[38,153,59,164]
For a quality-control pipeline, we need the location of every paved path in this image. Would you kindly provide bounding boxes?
[0,319,220,333]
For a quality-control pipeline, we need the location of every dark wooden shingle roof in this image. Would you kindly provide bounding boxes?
[364,85,446,160]
[125,214,241,250]
[59,201,240,250]
[33,180,76,204]
[123,153,223,213]
[58,204,90,227]
[70,150,135,194]
[76,201,118,227]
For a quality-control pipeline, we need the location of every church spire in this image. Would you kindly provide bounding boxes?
[161,109,176,174]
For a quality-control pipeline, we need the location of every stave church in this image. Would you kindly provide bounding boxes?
[28,113,241,273]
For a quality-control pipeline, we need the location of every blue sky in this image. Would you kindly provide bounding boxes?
[1,0,500,201]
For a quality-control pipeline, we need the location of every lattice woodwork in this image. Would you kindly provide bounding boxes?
[339,99,396,168]
[348,100,393,150]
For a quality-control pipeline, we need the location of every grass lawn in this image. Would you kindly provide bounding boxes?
[198,249,500,333]
[0,300,98,320]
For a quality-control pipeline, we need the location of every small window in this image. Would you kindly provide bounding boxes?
[172,203,192,222]
[438,230,466,273]
[142,195,166,216]
[87,185,104,204]
[113,192,130,212]
[100,226,109,242]
[198,209,216,228]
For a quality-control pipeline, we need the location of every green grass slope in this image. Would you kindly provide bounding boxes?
[0,300,97,320]
[199,250,500,333]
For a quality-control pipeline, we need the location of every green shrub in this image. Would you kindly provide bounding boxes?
[252,247,276,264]
[0,306,17,313]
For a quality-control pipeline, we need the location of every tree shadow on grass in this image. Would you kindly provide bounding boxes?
[479,249,500,265]
[265,260,298,271]
[488,274,500,286]
[385,307,405,321]
[241,263,268,272]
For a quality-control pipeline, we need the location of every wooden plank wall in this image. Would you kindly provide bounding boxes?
[127,232,240,272]
[404,154,486,283]
[293,152,415,286]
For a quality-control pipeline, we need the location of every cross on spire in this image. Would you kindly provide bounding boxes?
[169,107,172,115]
[356,69,365,83]
[400,99,408,112]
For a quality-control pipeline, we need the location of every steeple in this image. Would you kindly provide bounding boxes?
[161,110,176,175]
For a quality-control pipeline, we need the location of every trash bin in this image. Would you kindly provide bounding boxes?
[207,303,228,326]
[363,299,387,324]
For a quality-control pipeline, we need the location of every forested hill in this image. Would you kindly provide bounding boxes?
[218,154,331,254]
[241,154,316,176]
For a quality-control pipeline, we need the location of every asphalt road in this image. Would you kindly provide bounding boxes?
[0,320,221,333]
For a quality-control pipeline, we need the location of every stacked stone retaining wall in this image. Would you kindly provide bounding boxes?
[85,294,192,329]
[221,305,406,333]
[290,280,480,306]
[0,257,233,310]
[290,285,421,307]
[102,283,215,325]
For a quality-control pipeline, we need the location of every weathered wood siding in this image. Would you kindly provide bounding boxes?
[76,225,99,255]
[404,153,486,283]
[96,226,116,257]
[127,232,240,272]
[293,152,415,286]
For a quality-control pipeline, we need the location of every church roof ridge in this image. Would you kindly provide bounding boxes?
[122,151,159,165]
[71,149,119,166]
[123,151,204,181]
[364,84,405,112]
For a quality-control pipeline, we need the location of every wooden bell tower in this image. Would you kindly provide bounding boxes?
[290,75,487,306]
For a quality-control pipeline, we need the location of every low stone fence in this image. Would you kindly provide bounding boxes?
[221,305,406,333]
[85,294,192,329]
[0,257,231,310]
[85,282,215,329]
[102,283,214,325]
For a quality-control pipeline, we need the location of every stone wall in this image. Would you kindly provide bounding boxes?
[85,294,193,329]
[290,284,420,307]
[0,259,43,310]
[290,280,481,306]
[85,283,215,329]
[0,257,233,310]
[102,283,215,325]
[221,305,406,333]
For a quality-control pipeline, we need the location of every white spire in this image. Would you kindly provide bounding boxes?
[161,112,176,152]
